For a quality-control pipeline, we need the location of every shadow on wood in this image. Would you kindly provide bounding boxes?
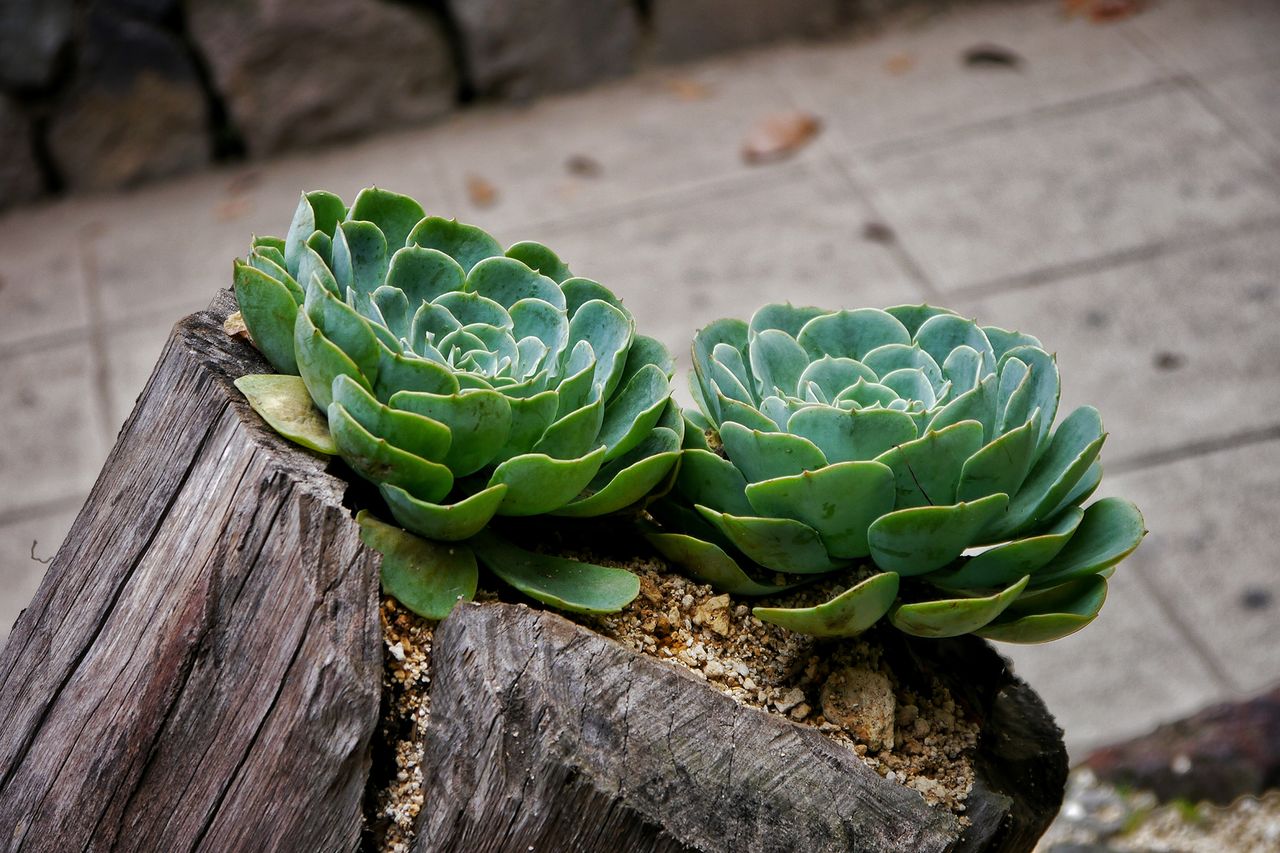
[0,291,1067,852]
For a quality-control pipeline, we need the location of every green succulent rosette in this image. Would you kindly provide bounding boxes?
[650,302,1145,642]
[231,188,684,617]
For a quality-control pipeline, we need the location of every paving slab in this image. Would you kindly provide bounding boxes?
[1098,439,1280,695]
[416,56,804,233]
[0,505,78,648]
[519,165,924,384]
[103,312,183,442]
[775,0,1164,152]
[1000,549,1226,759]
[951,225,1280,466]
[0,208,90,352]
[862,84,1280,292]
[70,135,456,327]
[0,341,107,517]
[1201,61,1280,167]
[1128,0,1280,76]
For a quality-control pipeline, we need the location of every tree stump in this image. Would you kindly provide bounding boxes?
[0,290,1068,852]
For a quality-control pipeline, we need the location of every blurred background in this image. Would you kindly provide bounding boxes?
[1,0,1279,841]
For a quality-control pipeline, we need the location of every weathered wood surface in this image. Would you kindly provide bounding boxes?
[0,289,1066,852]
[0,289,381,852]
[416,604,1066,853]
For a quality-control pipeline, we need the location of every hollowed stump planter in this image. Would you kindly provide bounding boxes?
[0,292,1067,852]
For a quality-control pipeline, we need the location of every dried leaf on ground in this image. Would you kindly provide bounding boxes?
[565,154,602,178]
[665,77,714,101]
[884,53,916,75]
[1064,0,1146,23]
[962,44,1024,69]
[741,111,823,165]
[215,196,253,222]
[862,221,897,244]
[465,173,498,208]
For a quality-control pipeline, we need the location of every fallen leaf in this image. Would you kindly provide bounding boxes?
[884,53,916,76]
[666,77,714,101]
[215,196,253,222]
[741,111,823,165]
[465,173,498,208]
[862,222,896,244]
[225,169,262,194]
[224,311,251,342]
[565,154,603,178]
[1064,0,1146,22]
[962,44,1023,69]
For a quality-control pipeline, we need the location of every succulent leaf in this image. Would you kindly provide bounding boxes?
[233,188,680,614]
[753,572,900,637]
[358,510,477,620]
[657,300,1142,642]
[234,374,336,455]
[471,531,640,614]
[889,575,1028,638]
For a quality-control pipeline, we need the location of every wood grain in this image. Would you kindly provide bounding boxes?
[0,290,380,852]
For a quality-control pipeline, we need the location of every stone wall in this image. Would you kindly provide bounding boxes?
[0,0,930,208]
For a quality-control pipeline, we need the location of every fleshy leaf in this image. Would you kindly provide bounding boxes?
[391,389,512,476]
[505,241,572,283]
[380,482,507,542]
[889,575,1028,638]
[754,572,900,637]
[349,186,426,250]
[874,420,984,508]
[387,246,467,305]
[978,575,1108,643]
[331,374,450,462]
[489,446,607,516]
[294,308,370,411]
[868,493,1010,576]
[696,506,845,574]
[471,531,639,614]
[797,308,911,361]
[234,374,336,454]
[553,432,680,517]
[744,461,895,559]
[985,406,1105,540]
[1029,498,1146,588]
[676,449,753,516]
[929,507,1082,590]
[646,531,786,596]
[329,403,453,503]
[233,261,300,374]
[466,256,566,310]
[719,422,827,482]
[789,406,918,464]
[358,510,477,620]
[407,216,503,272]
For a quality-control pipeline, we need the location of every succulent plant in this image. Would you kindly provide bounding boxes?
[232,188,683,618]
[649,302,1145,642]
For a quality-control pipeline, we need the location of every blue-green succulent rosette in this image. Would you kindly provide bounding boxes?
[232,188,683,618]
[649,302,1145,643]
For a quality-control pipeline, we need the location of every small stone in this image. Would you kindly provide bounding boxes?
[388,642,406,661]
[789,702,811,721]
[774,687,805,714]
[703,659,725,679]
[820,667,895,751]
[692,593,732,636]
[638,576,663,604]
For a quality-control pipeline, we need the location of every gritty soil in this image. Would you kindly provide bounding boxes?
[364,534,981,853]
